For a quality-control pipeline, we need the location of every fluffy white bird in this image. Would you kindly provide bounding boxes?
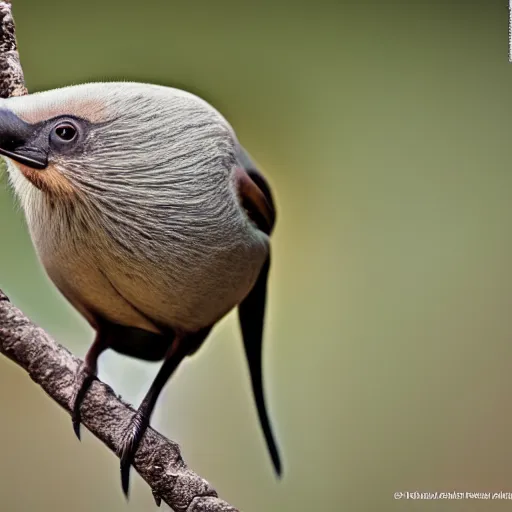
[1,82,281,496]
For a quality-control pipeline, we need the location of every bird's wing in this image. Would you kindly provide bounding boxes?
[234,146,276,235]
[236,145,282,475]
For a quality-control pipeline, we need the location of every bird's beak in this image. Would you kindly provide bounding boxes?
[0,108,48,169]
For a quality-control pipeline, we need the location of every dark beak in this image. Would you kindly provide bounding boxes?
[0,109,48,169]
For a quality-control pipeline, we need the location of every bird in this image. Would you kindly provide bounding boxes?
[0,82,281,497]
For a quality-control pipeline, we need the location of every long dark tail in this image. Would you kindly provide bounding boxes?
[238,254,282,476]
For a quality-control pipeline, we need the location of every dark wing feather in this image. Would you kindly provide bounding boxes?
[236,145,282,475]
[238,253,282,476]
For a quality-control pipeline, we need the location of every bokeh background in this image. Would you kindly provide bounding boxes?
[0,0,511,511]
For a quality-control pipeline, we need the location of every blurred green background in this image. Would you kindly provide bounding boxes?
[0,0,511,511]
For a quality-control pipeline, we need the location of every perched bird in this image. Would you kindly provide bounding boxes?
[0,82,281,495]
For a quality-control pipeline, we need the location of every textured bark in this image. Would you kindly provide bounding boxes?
[0,3,240,511]
[0,290,240,511]
[0,2,27,97]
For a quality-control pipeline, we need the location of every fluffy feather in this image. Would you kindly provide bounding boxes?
[3,82,269,332]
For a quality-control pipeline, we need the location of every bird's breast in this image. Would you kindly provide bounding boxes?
[29,197,268,334]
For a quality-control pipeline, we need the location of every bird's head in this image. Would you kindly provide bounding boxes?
[0,82,235,209]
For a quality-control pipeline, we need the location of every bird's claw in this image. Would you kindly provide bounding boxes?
[119,411,149,498]
[152,489,162,507]
[71,364,96,440]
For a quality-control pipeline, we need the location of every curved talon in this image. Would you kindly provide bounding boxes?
[71,370,96,440]
[70,335,107,441]
[119,412,149,497]
[72,415,81,441]
[152,489,162,507]
[120,452,131,498]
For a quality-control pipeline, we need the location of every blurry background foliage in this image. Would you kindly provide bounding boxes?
[0,1,511,511]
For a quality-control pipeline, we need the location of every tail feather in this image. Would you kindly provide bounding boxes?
[238,253,282,476]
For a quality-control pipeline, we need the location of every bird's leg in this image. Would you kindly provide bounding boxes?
[120,327,211,498]
[119,327,211,498]
[71,333,108,439]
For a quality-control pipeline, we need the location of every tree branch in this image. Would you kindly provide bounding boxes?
[0,3,240,511]
[0,2,27,97]
[0,289,239,511]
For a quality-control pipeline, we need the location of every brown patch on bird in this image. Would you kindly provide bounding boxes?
[15,162,77,199]
[234,167,274,235]
[16,97,107,124]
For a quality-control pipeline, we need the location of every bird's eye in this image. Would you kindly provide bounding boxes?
[53,122,77,142]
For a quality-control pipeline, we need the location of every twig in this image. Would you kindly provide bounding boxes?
[0,3,241,511]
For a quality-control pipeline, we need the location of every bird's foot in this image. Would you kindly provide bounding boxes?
[71,364,96,440]
[119,410,150,498]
